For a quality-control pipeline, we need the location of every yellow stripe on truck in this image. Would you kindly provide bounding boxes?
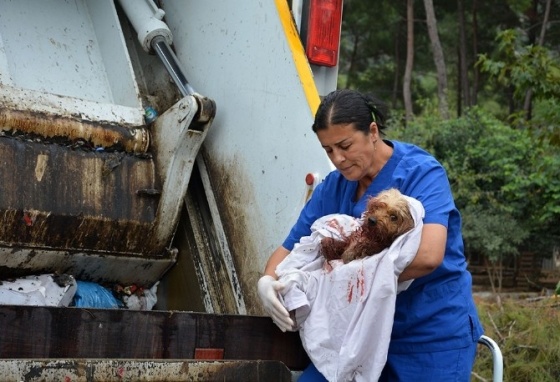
[274,0,321,115]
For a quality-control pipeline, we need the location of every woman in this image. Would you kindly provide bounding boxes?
[258,89,484,381]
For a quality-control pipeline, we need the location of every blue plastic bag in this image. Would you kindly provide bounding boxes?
[72,281,123,309]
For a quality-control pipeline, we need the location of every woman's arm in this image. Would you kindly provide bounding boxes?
[264,246,291,277]
[259,245,295,331]
[399,223,446,281]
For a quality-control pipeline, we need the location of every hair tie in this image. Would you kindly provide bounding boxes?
[366,101,377,123]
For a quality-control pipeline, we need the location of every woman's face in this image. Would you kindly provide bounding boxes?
[316,123,378,181]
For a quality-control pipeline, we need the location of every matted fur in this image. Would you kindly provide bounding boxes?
[320,188,415,263]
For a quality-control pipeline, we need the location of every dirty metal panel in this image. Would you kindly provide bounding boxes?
[0,306,310,371]
[0,136,159,255]
[162,0,335,315]
[198,149,263,314]
[181,165,244,314]
[0,359,293,382]
[0,248,176,286]
[0,108,150,153]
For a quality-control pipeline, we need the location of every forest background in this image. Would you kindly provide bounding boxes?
[336,0,560,293]
[334,2,560,379]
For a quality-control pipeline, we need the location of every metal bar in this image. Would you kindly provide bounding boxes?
[151,36,196,97]
[478,335,504,382]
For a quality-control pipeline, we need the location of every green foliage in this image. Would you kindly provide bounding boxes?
[462,205,527,262]
[530,98,560,145]
[477,29,560,103]
[475,298,560,381]
[505,0,533,14]
[339,0,401,94]
[340,0,560,267]
[338,0,525,115]
[432,109,530,259]
[388,107,559,264]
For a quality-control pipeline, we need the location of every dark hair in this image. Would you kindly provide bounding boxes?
[312,89,387,135]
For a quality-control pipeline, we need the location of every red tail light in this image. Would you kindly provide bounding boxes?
[305,0,343,67]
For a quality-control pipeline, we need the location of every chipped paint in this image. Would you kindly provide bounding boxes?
[34,154,48,182]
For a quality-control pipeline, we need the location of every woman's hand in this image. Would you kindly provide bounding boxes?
[257,275,295,332]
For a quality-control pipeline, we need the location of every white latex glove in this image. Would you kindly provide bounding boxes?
[257,275,295,332]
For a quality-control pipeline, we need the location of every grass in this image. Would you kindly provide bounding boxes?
[473,295,560,381]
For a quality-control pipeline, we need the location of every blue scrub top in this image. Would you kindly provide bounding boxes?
[283,140,483,353]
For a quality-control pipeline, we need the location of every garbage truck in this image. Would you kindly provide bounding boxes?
[0,1,504,381]
[0,0,344,380]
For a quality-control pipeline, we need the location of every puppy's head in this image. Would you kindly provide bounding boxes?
[363,188,415,241]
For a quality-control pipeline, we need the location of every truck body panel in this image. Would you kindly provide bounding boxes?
[157,0,334,313]
[0,0,337,377]
[0,0,334,311]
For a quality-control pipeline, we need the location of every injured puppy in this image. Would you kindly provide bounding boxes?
[320,188,415,264]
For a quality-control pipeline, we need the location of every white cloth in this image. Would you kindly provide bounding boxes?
[0,274,77,307]
[276,196,424,382]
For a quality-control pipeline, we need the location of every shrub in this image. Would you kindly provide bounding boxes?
[474,297,560,381]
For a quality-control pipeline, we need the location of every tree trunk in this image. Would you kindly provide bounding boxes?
[344,33,361,89]
[403,0,414,122]
[392,21,401,110]
[523,0,552,120]
[537,0,551,47]
[471,0,479,105]
[458,0,470,113]
[423,0,449,119]
[457,46,462,117]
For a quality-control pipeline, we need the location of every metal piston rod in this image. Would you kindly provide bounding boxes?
[118,0,196,97]
[152,36,196,97]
